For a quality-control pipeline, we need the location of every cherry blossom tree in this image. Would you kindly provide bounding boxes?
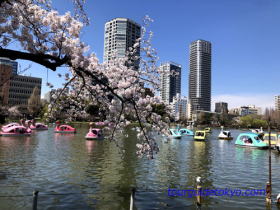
[8,105,22,119]
[0,0,171,158]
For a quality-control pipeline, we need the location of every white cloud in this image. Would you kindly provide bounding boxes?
[212,94,275,113]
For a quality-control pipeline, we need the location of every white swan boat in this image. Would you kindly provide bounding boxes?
[218,126,233,140]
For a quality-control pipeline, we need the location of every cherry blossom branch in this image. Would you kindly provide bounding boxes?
[0,1,169,158]
[73,66,125,103]
[53,75,77,103]
[109,102,124,141]
[132,101,154,158]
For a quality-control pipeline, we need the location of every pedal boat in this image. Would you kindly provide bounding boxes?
[194,130,207,141]
[179,128,194,136]
[30,123,48,130]
[218,126,233,140]
[263,133,278,147]
[275,135,280,152]
[0,125,31,137]
[2,123,20,130]
[251,127,264,135]
[95,121,106,126]
[169,129,182,139]
[54,125,76,133]
[235,133,268,149]
[204,127,211,133]
[85,128,104,140]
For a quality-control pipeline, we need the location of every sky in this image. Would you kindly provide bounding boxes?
[16,0,280,111]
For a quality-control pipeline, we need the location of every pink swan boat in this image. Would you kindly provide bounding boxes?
[54,125,76,133]
[54,121,76,133]
[95,121,106,126]
[85,122,104,140]
[30,120,48,130]
[85,128,104,140]
[0,125,32,137]
[2,123,20,130]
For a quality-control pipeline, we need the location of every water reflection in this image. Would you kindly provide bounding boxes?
[235,147,266,162]
[188,140,213,206]
[0,128,280,209]
[54,133,76,141]
[188,141,213,184]
[0,137,28,148]
[83,130,137,209]
[85,140,97,153]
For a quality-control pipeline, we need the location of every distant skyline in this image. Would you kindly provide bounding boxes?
[13,0,280,110]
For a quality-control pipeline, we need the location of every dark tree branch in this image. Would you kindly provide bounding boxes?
[0,47,126,103]
[0,48,68,71]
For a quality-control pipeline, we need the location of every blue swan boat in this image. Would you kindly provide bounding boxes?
[235,133,268,149]
[179,128,194,136]
[169,129,182,139]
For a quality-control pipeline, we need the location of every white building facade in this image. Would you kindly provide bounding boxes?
[229,105,262,116]
[275,95,280,111]
[103,18,141,69]
[170,94,188,121]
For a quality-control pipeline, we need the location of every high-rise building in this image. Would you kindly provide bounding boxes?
[160,62,181,104]
[215,102,228,114]
[103,18,141,69]
[188,39,211,113]
[0,57,18,75]
[275,95,280,111]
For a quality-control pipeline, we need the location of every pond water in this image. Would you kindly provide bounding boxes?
[0,127,280,209]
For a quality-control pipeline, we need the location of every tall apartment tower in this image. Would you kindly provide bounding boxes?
[275,95,280,111]
[103,18,141,69]
[188,40,211,112]
[160,62,181,104]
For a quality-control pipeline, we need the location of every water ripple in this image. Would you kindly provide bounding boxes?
[0,128,279,209]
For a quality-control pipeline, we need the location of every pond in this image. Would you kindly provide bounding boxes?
[0,127,280,209]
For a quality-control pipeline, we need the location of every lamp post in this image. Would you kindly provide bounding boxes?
[266,117,272,204]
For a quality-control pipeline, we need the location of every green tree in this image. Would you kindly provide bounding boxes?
[240,114,267,128]
[197,112,212,125]
[27,86,42,117]
[38,100,49,120]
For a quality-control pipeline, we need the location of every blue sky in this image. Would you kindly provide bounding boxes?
[18,0,280,110]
